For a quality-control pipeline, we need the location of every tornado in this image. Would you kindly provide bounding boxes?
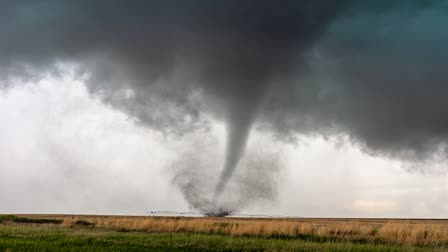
[214,100,258,199]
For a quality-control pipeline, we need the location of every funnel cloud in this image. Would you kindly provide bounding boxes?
[1,0,448,211]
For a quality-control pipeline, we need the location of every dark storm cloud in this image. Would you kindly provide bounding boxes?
[260,0,448,163]
[1,0,447,209]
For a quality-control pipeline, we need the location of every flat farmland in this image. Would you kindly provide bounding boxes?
[1,214,448,251]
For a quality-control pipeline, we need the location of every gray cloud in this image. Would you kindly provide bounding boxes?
[262,1,448,163]
[1,0,447,211]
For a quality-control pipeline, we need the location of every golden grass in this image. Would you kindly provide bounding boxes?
[22,215,448,246]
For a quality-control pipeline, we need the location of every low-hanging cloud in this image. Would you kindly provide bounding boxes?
[1,0,447,211]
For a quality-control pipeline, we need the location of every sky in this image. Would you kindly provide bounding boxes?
[1,1,448,217]
[1,69,447,217]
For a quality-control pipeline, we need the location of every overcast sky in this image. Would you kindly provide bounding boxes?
[1,1,448,217]
[1,69,447,217]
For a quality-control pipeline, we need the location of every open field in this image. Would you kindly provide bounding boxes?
[1,215,448,251]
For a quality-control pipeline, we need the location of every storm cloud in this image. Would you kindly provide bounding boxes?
[1,0,447,210]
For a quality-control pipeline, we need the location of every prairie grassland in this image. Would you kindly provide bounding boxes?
[17,215,448,247]
[2,224,444,252]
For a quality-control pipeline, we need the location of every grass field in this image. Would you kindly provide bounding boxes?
[1,215,448,251]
